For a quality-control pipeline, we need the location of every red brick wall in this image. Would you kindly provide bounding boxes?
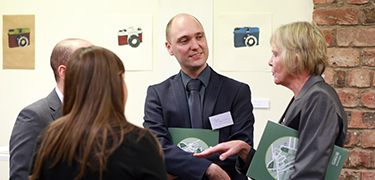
[313,0,375,179]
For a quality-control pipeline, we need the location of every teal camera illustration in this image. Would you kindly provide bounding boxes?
[8,28,30,48]
[233,27,259,48]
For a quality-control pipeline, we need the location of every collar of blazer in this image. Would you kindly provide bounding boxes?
[295,73,322,101]
[47,89,62,120]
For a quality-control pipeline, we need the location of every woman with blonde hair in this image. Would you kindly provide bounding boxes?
[29,46,167,180]
[195,21,347,180]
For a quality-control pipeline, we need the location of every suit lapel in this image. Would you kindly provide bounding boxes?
[51,106,62,120]
[47,89,63,121]
[170,74,191,127]
[202,70,222,128]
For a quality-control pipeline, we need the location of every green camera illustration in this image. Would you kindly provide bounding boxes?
[8,28,30,48]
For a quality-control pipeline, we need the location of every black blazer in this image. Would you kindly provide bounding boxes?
[143,68,254,180]
[30,128,167,180]
[10,89,62,180]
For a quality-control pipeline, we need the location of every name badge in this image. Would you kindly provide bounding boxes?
[209,111,234,130]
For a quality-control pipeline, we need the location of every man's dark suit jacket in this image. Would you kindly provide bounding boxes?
[9,89,62,180]
[143,68,254,180]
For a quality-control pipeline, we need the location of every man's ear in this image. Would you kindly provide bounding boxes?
[165,42,174,56]
[58,65,66,80]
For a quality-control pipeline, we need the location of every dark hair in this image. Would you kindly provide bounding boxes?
[30,46,138,180]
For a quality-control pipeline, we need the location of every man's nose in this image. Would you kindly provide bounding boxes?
[190,39,199,49]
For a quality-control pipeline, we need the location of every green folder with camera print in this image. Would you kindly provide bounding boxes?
[247,120,348,180]
[168,128,219,153]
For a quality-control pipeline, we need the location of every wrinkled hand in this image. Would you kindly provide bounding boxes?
[194,140,251,162]
[205,163,230,180]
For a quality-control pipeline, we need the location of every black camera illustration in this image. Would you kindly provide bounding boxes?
[118,26,143,48]
[233,27,259,48]
[8,28,30,48]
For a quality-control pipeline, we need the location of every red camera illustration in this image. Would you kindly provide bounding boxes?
[8,28,30,48]
[118,26,143,48]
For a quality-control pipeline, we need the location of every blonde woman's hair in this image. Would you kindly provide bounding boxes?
[270,21,328,76]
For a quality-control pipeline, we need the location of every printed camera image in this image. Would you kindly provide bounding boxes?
[118,26,143,48]
[8,28,30,48]
[233,27,259,48]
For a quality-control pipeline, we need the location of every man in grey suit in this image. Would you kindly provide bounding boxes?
[143,14,255,180]
[9,38,93,180]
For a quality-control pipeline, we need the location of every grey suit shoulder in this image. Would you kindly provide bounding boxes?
[9,89,62,180]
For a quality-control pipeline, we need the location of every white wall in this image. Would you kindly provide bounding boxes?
[0,0,313,179]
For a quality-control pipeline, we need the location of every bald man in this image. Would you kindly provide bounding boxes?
[143,14,255,180]
[9,38,93,180]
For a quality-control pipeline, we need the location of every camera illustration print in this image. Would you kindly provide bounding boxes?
[117,26,142,48]
[233,27,259,48]
[8,28,30,48]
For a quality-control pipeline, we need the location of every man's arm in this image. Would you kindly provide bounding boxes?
[226,83,254,145]
[220,83,255,177]
[10,107,45,180]
[201,79,254,178]
[194,140,255,175]
[194,140,251,161]
[143,86,214,180]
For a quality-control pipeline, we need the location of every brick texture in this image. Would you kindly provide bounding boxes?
[348,0,369,5]
[322,28,335,46]
[362,130,375,148]
[335,70,347,87]
[349,69,372,87]
[339,169,361,180]
[362,112,375,128]
[337,28,375,47]
[348,149,372,168]
[336,89,358,107]
[328,48,359,67]
[313,8,358,25]
[312,1,375,177]
[362,171,375,180]
[314,0,335,4]
[361,8,375,25]
[347,111,375,128]
[344,130,360,147]
[322,67,334,85]
[361,90,375,108]
[362,49,375,67]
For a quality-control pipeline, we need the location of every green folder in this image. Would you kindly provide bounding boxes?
[247,120,348,180]
[168,128,219,153]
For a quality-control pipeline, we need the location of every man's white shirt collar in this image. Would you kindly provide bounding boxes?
[55,87,64,103]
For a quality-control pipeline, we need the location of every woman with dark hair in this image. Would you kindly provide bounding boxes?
[194,22,347,180]
[29,46,167,180]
